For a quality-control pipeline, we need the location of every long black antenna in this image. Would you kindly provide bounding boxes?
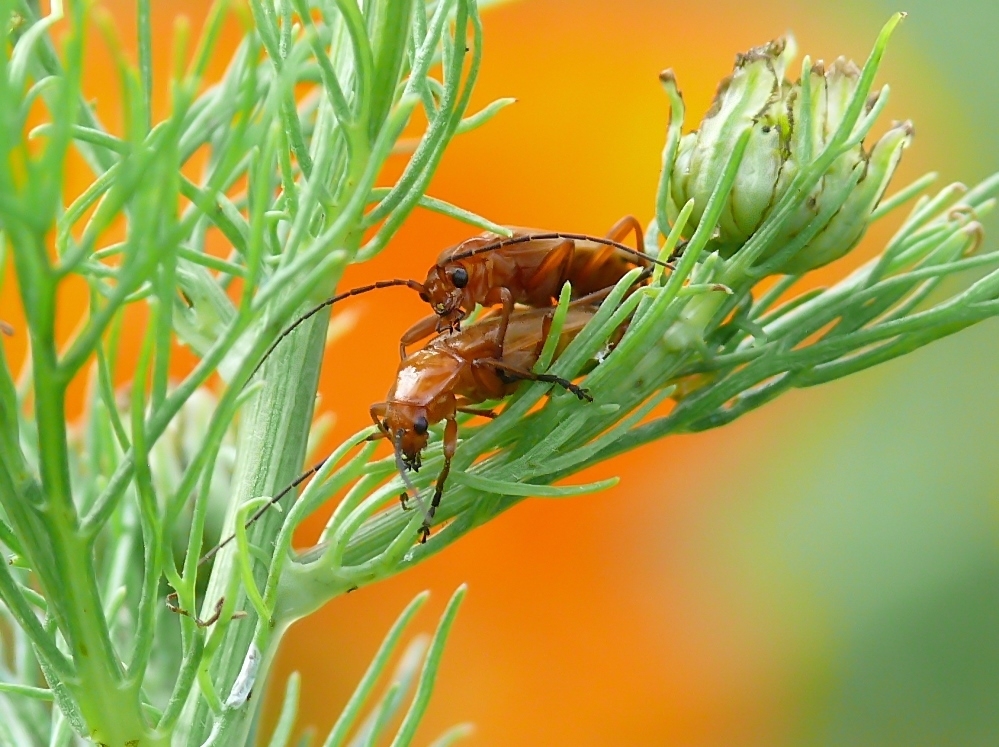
[249,233,669,381]
[248,278,426,381]
[448,231,673,269]
[198,429,439,566]
[198,457,329,567]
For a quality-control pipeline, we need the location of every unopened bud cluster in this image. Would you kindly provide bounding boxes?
[667,36,912,274]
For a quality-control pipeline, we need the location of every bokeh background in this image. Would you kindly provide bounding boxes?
[293,2,999,744]
[9,0,999,744]
[286,3,999,745]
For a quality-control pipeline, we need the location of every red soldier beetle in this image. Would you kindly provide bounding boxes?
[248,216,665,379]
[370,296,619,542]
[204,294,615,563]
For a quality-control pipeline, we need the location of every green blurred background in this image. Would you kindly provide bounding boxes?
[716,1,999,743]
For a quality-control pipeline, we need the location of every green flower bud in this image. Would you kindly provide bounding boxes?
[668,37,913,274]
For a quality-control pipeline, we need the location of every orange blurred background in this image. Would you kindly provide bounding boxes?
[7,0,999,744]
[285,2,999,743]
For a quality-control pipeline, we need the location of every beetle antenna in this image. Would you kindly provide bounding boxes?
[249,279,426,382]
[447,232,675,270]
[197,457,329,567]
[394,431,432,525]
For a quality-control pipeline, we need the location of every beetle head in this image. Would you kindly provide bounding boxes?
[422,262,470,330]
[382,404,431,471]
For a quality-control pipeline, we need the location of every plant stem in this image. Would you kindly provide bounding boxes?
[176,308,331,745]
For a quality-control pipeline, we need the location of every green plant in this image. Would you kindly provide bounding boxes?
[0,2,996,746]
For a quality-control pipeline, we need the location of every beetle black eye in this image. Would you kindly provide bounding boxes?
[413,416,429,435]
[419,291,430,302]
[451,266,468,288]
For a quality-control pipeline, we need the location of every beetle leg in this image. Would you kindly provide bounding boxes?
[368,402,389,439]
[479,358,593,402]
[577,216,646,285]
[532,310,556,358]
[605,214,644,251]
[399,313,443,359]
[568,284,619,307]
[524,238,575,298]
[482,286,515,358]
[578,214,646,280]
[420,416,458,542]
[455,392,499,418]
[456,405,498,419]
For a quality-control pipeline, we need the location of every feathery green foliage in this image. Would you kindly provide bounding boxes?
[0,4,996,747]
[0,0,496,743]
